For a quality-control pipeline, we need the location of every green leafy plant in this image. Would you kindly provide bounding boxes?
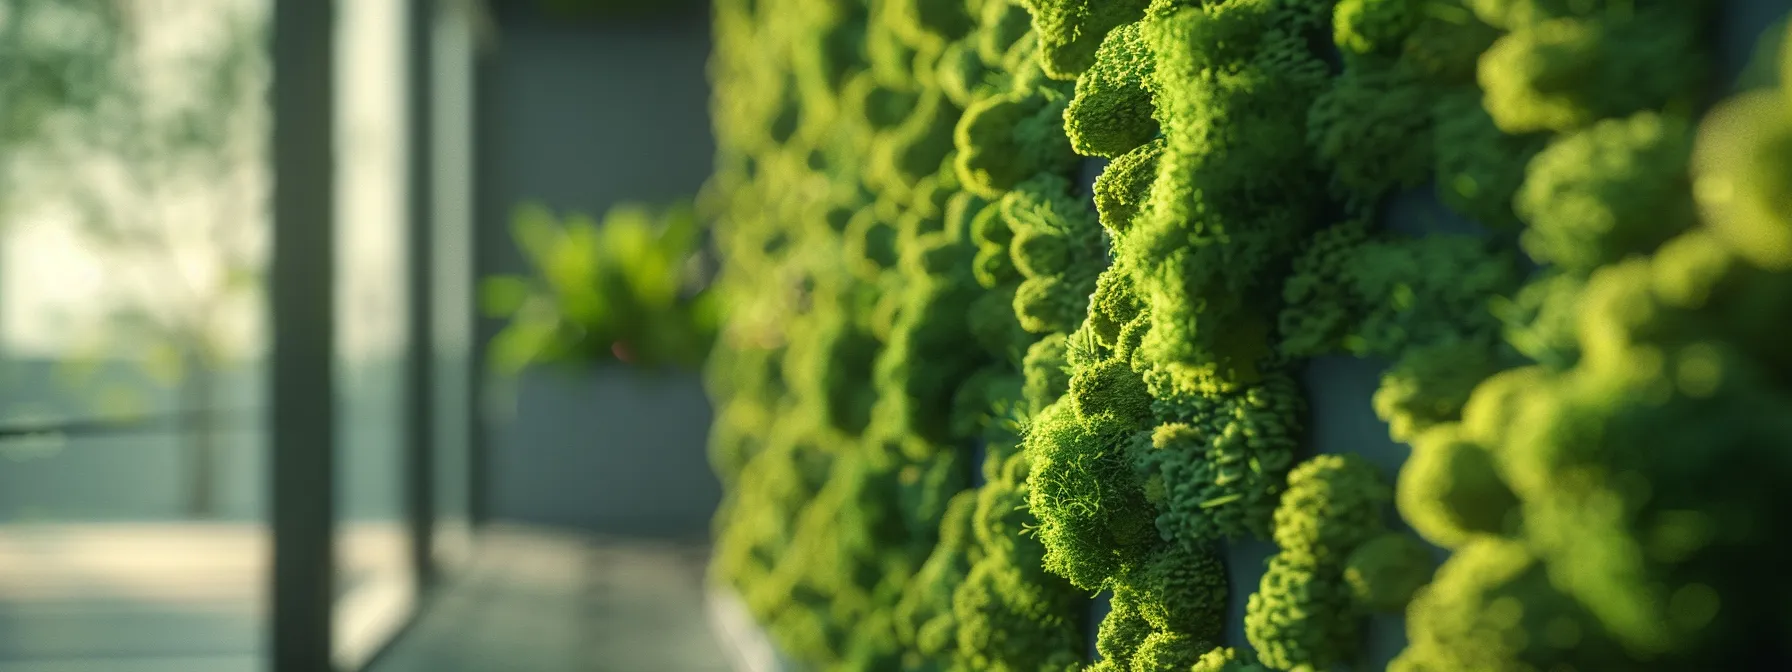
[481,201,718,374]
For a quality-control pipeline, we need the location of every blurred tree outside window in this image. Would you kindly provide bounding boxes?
[0,0,269,518]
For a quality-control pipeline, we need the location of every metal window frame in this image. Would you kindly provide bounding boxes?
[269,0,337,669]
[271,0,482,669]
[405,0,441,596]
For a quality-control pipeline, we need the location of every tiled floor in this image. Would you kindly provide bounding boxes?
[369,527,733,672]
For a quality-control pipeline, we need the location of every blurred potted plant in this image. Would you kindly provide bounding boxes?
[478,200,723,536]
[481,200,719,374]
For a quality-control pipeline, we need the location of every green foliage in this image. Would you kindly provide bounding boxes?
[1023,396,1156,590]
[955,83,1080,199]
[1691,69,1792,271]
[1124,2,1330,392]
[1064,22,1158,158]
[708,1,1787,671]
[1366,7,1792,671]
[1392,539,1625,672]
[1134,377,1301,547]
[1344,532,1436,612]
[952,450,1088,671]
[1245,454,1392,671]
[1516,111,1697,273]
[1015,0,1153,80]
[1479,7,1707,135]
[1308,67,1437,199]
[1092,137,1163,235]
[483,202,718,373]
[1192,647,1271,672]
[1002,174,1107,334]
[1280,228,1522,361]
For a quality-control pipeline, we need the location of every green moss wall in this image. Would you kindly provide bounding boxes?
[702,1,1792,670]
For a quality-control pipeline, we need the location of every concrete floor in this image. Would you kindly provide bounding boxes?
[0,524,732,672]
[368,527,732,672]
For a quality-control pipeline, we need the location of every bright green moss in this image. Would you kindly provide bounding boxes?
[1023,398,1158,590]
[954,83,1080,199]
[1245,553,1361,671]
[976,0,1037,67]
[781,305,881,435]
[953,451,1090,671]
[894,489,980,658]
[1015,0,1152,80]
[1068,355,1153,426]
[1278,220,1371,359]
[949,368,1023,443]
[1516,111,1697,273]
[1479,8,1708,135]
[1280,230,1521,360]
[1392,539,1621,672]
[1130,631,1209,671]
[1126,4,1328,391]
[1333,0,1420,57]
[1001,173,1108,333]
[1691,89,1792,271]
[935,38,993,107]
[1308,67,1437,199]
[1064,21,1158,158]
[883,0,975,48]
[971,202,1023,289]
[1023,333,1071,414]
[1086,266,1144,351]
[1192,647,1271,672]
[1384,36,1792,663]
[843,69,921,133]
[1272,454,1392,566]
[843,209,901,281]
[868,89,965,201]
[1395,426,1518,549]
[1095,590,1156,669]
[1134,376,1301,546]
[1345,236,1521,356]
[1246,454,1392,671]
[1119,543,1229,641]
[1092,137,1163,235]
[1344,532,1436,613]
[968,286,1035,363]
[872,270,990,451]
[1431,91,1548,232]
[715,1,1787,670]
[1372,338,1505,443]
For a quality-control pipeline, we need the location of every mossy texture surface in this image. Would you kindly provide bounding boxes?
[705,0,1792,669]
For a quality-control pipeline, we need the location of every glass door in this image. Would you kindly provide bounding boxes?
[332,0,418,668]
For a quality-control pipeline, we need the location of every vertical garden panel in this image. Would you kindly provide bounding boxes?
[703,0,1792,670]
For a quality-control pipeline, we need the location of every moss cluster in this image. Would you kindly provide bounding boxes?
[706,0,1787,669]
[1293,1,1792,670]
[707,0,1097,667]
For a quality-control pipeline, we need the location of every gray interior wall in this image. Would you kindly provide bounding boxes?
[473,4,720,539]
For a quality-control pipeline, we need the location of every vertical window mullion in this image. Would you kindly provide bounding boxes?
[270,0,337,669]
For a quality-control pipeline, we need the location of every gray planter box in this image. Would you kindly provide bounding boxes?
[488,367,719,539]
